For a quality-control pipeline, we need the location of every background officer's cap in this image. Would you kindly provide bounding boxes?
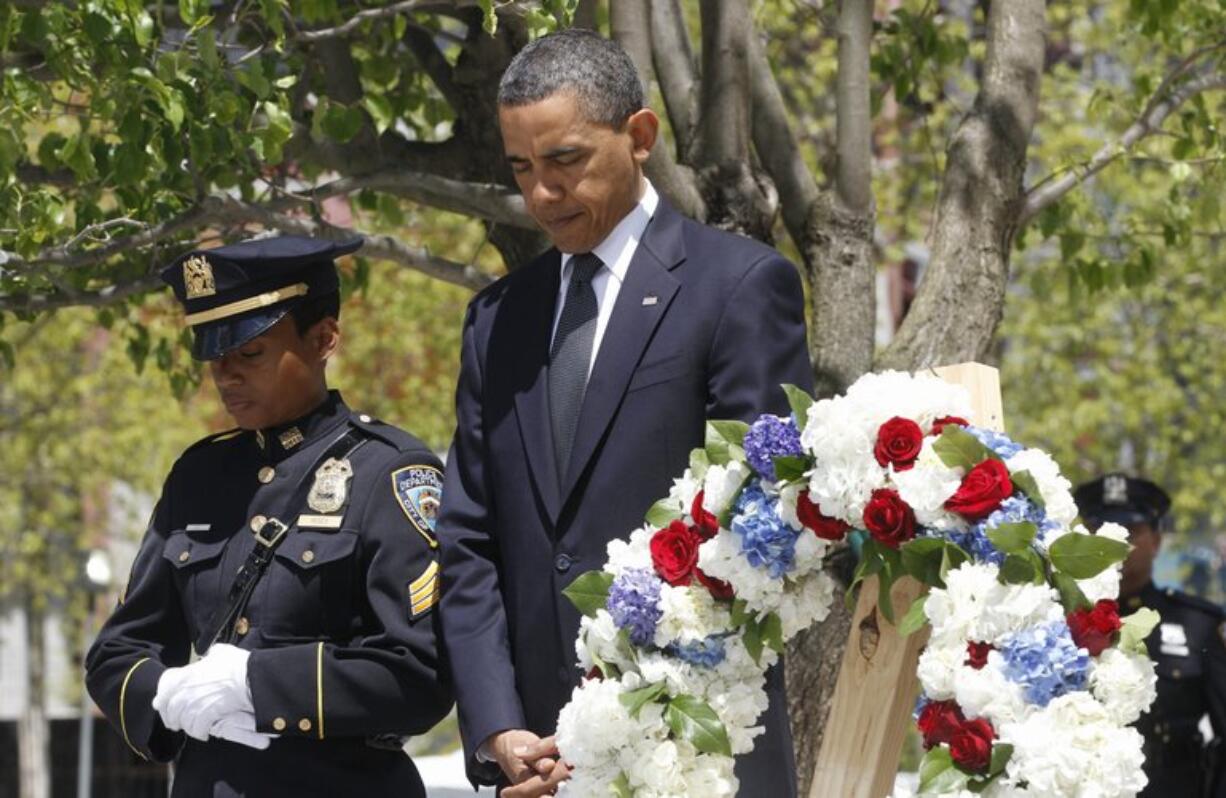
[1073,473,1172,530]
[160,235,362,360]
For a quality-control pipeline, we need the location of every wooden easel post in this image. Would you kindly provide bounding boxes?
[808,363,1005,798]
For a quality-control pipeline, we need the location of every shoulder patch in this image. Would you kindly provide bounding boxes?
[408,560,440,619]
[391,465,443,548]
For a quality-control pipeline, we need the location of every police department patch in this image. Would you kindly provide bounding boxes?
[391,466,442,547]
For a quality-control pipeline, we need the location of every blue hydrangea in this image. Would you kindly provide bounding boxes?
[947,527,1006,566]
[607,568,664,647]
[743,414,803,482]
[667,635,728,668]
[731,485,800,578]
[913,694,931,721]
[966,425,1025,460]
[1000,621,1091,707]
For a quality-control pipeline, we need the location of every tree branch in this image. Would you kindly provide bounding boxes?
[697,0,752,166]
[650,0,699,157]
[833,0,873,215]
[295,0,435,42]
[15,164,77,188]
[1021,67,1226,225]
[609,0,705,219]
[0,276,162,315]
[402,21,463,109]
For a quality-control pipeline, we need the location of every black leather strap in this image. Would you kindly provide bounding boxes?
[196,427,366,653]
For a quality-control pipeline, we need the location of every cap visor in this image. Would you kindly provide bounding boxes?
[191,307,291,361]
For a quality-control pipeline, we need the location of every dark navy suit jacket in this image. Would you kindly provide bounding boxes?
[437,198,815,794]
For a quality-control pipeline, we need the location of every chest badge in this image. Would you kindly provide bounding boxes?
[308,458,353,514]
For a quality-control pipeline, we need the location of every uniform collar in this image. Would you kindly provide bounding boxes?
[255,390,349,462]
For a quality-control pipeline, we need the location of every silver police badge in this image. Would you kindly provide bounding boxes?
[307,458,353,514]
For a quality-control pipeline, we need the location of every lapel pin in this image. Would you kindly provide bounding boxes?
[642,295,658,306]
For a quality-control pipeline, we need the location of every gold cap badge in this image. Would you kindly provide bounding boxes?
[183,255,216,299]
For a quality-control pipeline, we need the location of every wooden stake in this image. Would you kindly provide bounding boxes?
[808,363,1005,798]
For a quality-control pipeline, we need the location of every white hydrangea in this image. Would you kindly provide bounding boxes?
[696,529,785,614]
[925,562,1063,646]
[702,461,749,518]
[953,652,1028,726]
[776,483,806,532]
[667,468,703,512]
[604,524,654,575]
[1005,448,1079,527]
[1090,647,1158,725]
[916,642,964,699]
[654,585,733,648]
[776,569,836,638]
[1000,692,1147,797]
[892,438,967,530]
[576,610,630,675]
[555,677,664,777]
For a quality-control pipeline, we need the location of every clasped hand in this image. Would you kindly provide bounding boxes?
[489,729,572,797]
[153,643,273,750]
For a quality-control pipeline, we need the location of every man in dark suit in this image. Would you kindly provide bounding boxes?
[436,29,813,798]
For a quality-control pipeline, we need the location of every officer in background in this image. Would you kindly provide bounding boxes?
[85,236,452,797]
[1075,473,1226,798]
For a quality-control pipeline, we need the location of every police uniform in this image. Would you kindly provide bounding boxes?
[1076,474,1226,798]
[84,237,452,797]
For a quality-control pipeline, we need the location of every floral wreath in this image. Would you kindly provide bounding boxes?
[555,371,1158,797]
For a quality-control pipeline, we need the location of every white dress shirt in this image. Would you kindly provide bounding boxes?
[549,180,659,377]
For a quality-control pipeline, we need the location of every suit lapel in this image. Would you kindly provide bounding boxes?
[510,252,564,521]
[559,203,687,503]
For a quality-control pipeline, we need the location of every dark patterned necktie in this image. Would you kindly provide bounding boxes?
[549,252,603,482]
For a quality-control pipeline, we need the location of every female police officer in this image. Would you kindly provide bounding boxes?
[85,236,452,797]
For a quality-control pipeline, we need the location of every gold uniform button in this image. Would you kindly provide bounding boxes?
[298,718,312,733]
[258,466,275,484]
[178,550,190,563]
[235,617,250,636]
[272,717,287,732]
[301,550,316,564]
[250,515,267,532]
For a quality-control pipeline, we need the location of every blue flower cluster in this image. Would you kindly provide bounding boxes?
[1000,621,1091,707]
[607,568,664,647]
[743,414,803,482]
[731,485,799,579]
[947,527,1007,566]
[667,635,728,668]
[966,425,1025,460]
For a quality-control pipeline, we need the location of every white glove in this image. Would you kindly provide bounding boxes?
[211,709,273,750]
[153,644,253,742]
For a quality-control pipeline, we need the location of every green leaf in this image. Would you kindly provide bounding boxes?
[876,545,903,624]
[933,425,997,470]
[744,618,764,664]
[1118,608,1161,655]
[986,522,1037,554]
[939,541,970,581]
[562,571,614,618]
[610,772,633,798]
[847,538,886,609]
[1049,532,1131,579]
[478,0,498,34]
[772,455,809,482]
[236,64,271,99]
[645,498,682,528]
[704,422,731,466]
[618,680,667,718]
[919,747,968,794]
[664,695,732,757]
[1000,552,1038,584]
[900,537,945,585]
[688,447,710,479]
[1010,470,1047,510]
[782,383,814,428]
[1051,570,1093,613]
[898,593,929,637]
[320,103,365,143]
[709,419,750,448]
[762,612,784,654]
[729,598,750,626]
[362,95,396,135]
[988,742,1013,777]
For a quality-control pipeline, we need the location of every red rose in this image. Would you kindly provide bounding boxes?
[797,490,850,541]
[585,665,604,681]
[690,491,720,540]
[949,717,995,772]
[916,700,964,750]
[874,416,925,471]
[965,641,994,670]
[650,520,703,586]
[944,459,1013,521]
[931,416,970,437]
[697,568,735,600]
[1067,599,1123,656]
[862,489,916,549]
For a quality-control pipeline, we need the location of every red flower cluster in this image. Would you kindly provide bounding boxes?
[796,490,850,541]
[930,415,970,437]
[862,488,916,548]
[875,417,925,471]
[917,700,996,772]
[965,641,994,670]
[945,459,1013,521]
[1067,599,1122,656]
[649,499,733,599]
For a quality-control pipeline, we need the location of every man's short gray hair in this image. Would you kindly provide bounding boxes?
[498,28,644,128]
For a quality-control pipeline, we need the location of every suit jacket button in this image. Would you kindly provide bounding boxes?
[554,553,573,573]
[234,617,250,636]
[272,717,287,732]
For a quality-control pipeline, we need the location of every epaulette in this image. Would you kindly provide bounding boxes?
[1162,587,1226,619]
[181,427,246,455]
[349,413,432,455]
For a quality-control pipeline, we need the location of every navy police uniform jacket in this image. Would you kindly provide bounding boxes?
[437,198,814,795]
[1128,582,1226,798]
[85,392,453,797]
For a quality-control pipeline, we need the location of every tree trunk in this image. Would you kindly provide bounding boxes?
[18,596,49,798]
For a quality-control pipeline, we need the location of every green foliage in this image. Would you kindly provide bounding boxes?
[1118,607,1161,655]
[1049,531,1132,579]
[664,694,733,757]
[561,570,614,618]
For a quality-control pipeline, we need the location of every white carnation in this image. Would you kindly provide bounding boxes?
[1005,448,1078,526]
[892,438,966,530]
[605,524,654,575]
[925,562,1062,646]
[1091,647,1158,725]
[954,653,1028,725]
[702,461,749,517]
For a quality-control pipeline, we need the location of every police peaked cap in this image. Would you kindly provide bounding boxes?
[1073,473,1172,530]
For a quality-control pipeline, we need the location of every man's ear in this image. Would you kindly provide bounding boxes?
[626,108,658,164]
[313,317,340,362]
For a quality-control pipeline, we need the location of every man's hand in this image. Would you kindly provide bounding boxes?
[152,644,252,741]
[503,761,572,798]
[485,730,559,785]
